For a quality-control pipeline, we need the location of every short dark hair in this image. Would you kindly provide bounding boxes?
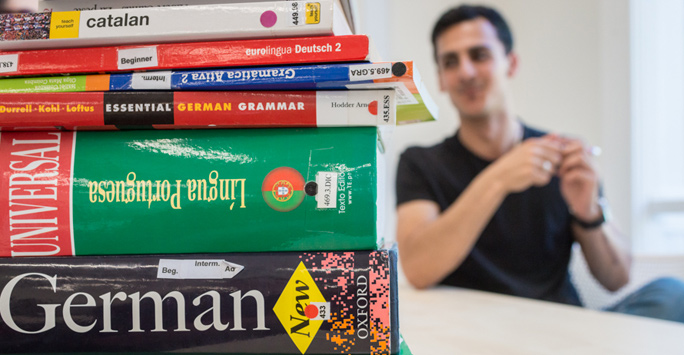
[431,4,513,61]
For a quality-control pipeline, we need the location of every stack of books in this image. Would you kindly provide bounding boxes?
[0,1,431,353]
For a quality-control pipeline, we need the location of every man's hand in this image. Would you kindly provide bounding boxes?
[486,135,563,194]
[555,137,631,291]
[556,137,602,222]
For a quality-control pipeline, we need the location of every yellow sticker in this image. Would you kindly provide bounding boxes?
[273,261,328,354]
[305,3,321,24]
[49,11,80,39]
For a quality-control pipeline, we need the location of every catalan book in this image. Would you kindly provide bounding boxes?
[37,0,356,33]
[0,128,385,257]
[0,35,371,78]
[0,90,395,130]
[0,62,437,125]
[0,248,399,354]
[0,0,351,51]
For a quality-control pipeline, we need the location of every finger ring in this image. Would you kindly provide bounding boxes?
[542,160,553,172]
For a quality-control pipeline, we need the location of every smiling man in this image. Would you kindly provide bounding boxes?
[395,4,684,322]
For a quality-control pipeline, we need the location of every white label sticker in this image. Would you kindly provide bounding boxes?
[315,171,338,209]
[289,1,305,26]
[349,63,393,82]
[157,259,244,279]
[307,302,332,320]
[0,54,19,73]
[131,71,172,90]
[118,46,159,70]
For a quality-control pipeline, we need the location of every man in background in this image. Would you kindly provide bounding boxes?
[395,4,684,322]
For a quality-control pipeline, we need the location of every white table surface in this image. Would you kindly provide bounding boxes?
[398,284,684,355]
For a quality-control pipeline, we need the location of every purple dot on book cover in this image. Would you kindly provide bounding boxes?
[260,11,277,28]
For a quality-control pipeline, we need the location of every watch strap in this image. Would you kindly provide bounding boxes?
[570,210,605,229]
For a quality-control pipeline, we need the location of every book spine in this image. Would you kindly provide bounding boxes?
[0,90,396,129]
[0,74,106,93]
[0,61,438,125]
[0,128,380,257]
[0,1,339,51]
[0,62,404,92]
[0,249,397,354]
[39,0,309,11]
[0,35,369,77]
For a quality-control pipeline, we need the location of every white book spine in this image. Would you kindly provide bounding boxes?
[1,1,337,50]
[316,90,396,127]
[40,0,273,11]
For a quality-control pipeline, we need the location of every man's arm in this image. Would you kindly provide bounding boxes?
[397,171,507,289]
[558,139,631,291]
[573,222,631,291]
[397,137,563,289]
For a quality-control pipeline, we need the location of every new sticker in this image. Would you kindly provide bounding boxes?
[273,262,330,354]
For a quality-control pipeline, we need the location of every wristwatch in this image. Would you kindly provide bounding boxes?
[570,197,609,229]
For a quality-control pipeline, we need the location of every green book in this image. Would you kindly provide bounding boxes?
[0,127,384,257]
[399,335,414,355]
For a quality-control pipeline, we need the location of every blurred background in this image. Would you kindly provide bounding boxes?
[351,0,684,308]
[353,0,684,259]
[0,0,36,12]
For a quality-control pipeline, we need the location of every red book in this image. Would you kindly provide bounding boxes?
[0,90,395,130]
[0,35,370,77]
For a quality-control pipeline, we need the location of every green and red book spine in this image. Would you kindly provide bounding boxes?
[0,35,370,77]
[0,90,395,130]
[0,127,383,257]
[0,248,398,354]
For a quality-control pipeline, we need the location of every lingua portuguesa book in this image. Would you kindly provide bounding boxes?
[0,127,387,257]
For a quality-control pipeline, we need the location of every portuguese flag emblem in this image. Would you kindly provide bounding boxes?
[262,167,306,212]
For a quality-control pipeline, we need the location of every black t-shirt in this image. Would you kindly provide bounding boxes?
[396,125,582,306]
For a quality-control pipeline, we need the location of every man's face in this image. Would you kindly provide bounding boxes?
[435,18,516,120]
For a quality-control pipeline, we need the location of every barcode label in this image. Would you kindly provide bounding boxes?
[315,171,338,209]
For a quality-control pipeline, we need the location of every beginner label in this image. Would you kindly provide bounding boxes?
[117,46,159,70]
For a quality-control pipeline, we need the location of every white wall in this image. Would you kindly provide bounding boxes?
[353,0,632,244]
